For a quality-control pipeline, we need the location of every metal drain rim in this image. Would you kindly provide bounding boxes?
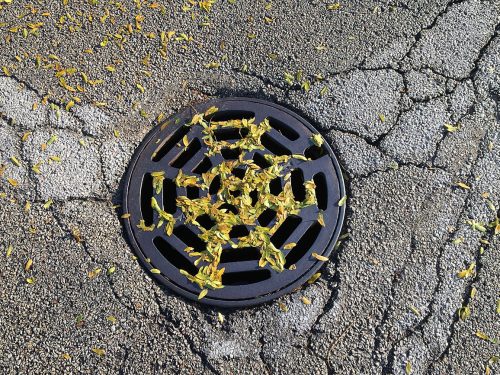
[123,97,345,307]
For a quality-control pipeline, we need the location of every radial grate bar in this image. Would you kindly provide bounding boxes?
[123,97,345,307]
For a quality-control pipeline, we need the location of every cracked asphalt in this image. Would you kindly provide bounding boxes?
[0,0,499,374]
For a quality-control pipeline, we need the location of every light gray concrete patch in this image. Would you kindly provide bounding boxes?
[391,123,500,373]
[380,97,449,164]
[434,101,493,176]
[309,166,463,373]
[22,129,106,200]
[48,109,82,132]
[325,129,395,177]
[0,77,47,129]
[99,139,135,192]
[290,69,403,142]
[406,0,500,79]
[0,121,35,199]
[405,69,447,102]
[448,79,476,122]
[73,105,115,138]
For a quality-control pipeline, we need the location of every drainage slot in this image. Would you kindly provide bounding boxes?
[285,222,322,267]
[232,167,246,179]
[253,153,271,168]
[214,128,249,141]
[249,189,258,206]
[206,110,255,122]
[152,126,190,162]
[141,173,154,226]
[173,225,206,251]
[220,203,238,214]
[171,138,202,168]
[313,173,328,210]
[220,247,260,263]
[193,156,212,174]
[261,133,291,156]
[269,177,282,195]
[229,189,241,198]
[186,186,199,199]
[162,178,177,214]
[153,236,198,275]
[268,117,300,141]
[258,209,277,226]
[209,175,221,195]
[221,148,241,160]
[291,169,306,201]
[229,225,249,239]
[196,214,216,230]
[304,145,325,160]
[222,269,271,285]
[270,215,302,248]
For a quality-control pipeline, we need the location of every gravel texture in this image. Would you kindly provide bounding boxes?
[0,0,499,374]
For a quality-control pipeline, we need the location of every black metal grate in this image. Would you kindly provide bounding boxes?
[122,98,345,307]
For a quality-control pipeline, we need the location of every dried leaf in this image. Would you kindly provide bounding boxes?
[198,289,208,299]
[317,211,325,227]
[7,178,18,187]
[47,134,58,146]
[467,220,486,232]
[456,182,470,190]
[327,3,341,10]
[475,331,489,341]
[25,258,33,272]
[283,243,296,250]
[278,302,288,312]
[182,134,189,148]
[121,213,131,219]
[43,199,53,209]
[338,195,347,206]
[444,123,460,132]
[409,305,420,316]
[307,272,321,284]
[137,220,155,231]
[463,288,474,302]
[88,268,102,279]
[91,348,105,356]
[21,131,32,142]
[458,306,470,321]
[217,312,224,323]
[301,296,311,305]
[311,133,324,147]
[312,252,329,262]
[457,263,475,279]
[10,156,21,167]
[405,361,411,375]
[136,83,145,93]
[204,61,220,69]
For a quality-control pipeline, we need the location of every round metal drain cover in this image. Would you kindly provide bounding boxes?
[123,98,345,307]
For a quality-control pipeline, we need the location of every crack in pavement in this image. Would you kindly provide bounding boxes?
[378,118,498,372]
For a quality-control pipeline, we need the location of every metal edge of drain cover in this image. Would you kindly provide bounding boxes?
[122,97,346,307]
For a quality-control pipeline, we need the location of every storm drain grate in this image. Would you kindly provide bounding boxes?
[123,98,345,307]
